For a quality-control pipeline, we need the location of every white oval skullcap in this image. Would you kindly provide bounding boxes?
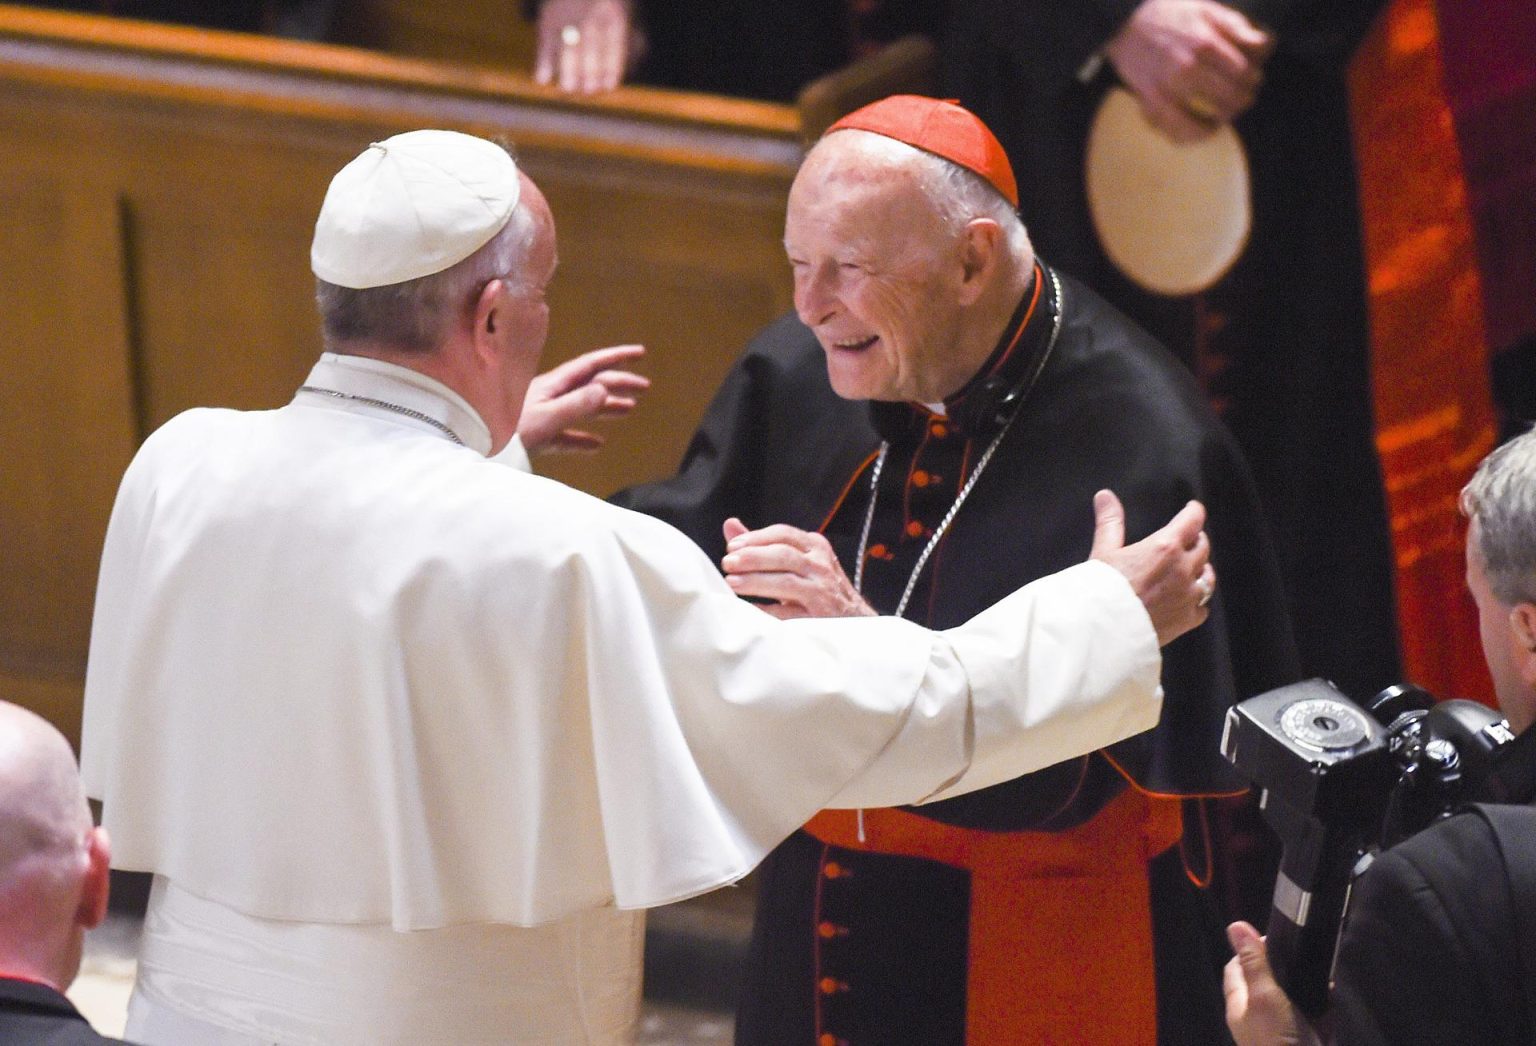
[311,129,520,289]
[1085,88,1250,297]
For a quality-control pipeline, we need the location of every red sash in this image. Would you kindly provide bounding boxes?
[805,786,1183,1045]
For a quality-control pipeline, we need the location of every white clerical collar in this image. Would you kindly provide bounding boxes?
[296,353,494,456]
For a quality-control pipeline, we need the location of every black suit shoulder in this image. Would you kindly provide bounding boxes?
[0,979,128,1045]
[1331,811,1533,1046]
[1040,274,1229,476]
[1037,272,1301,726]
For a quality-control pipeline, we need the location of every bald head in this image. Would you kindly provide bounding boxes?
[0,702,90,874]
[0,701,109,990]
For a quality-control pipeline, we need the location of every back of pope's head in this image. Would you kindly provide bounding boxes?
[309,129,542,356]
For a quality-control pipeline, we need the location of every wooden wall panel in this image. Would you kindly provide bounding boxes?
[119,141,332,424]
[0,178,139,739]
[0,5,801,740]
[535,166,791,494]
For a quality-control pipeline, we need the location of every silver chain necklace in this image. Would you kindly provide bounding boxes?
[852,270,1064,619]
[298,385,466,446]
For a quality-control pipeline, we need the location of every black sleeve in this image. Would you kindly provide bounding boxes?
[269,0,335,39]
[1210,0,1389,72]
[946,1,1130,86]
[1120,415,1298,789]
[610,348,767,563]
[956,0,1388,90]
[1331,814,1528,1046]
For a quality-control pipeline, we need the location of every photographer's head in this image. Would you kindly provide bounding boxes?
[1461,428,1536,734]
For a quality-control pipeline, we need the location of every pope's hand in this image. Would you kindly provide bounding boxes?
[1104,0,1271,143]
[533,0,645,94]
[1090,489,1214,647]
[517,343,649,454]
[720,518,877,620]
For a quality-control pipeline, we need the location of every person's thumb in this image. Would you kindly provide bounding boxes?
[1227,921,1273,983]
[722,517,750,544]
[1089,489,1126,559]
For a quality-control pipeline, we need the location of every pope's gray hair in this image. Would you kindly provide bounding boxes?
[1462,427,1536,605]
[315,201,539,354]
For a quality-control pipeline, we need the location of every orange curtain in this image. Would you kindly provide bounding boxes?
[1350,0,1497,702]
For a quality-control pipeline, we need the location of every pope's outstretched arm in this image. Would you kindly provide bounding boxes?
[814,489,1212,810]
[81,407,1215,922]
[721,486,1214,642]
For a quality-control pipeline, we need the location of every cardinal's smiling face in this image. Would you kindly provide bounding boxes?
[784,134,975,404]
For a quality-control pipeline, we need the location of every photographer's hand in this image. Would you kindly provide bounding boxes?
[1224,922,1322,1046]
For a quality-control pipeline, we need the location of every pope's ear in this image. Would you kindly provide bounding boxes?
[473,278,503,334]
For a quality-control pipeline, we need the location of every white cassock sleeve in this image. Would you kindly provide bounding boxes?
[818,559,1161,809]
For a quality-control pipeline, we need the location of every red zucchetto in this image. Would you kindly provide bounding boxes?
[826,95,1020,209]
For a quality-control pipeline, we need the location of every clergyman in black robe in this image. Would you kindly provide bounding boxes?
[616,267,1299,1044]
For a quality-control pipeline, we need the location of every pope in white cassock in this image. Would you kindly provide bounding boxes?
[80,129,1218,1044]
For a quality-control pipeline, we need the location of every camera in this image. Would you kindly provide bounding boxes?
[1221,678,1518,1017]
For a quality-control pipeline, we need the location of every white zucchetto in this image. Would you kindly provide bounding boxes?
[311,129,520,290]
[1084,88,1250,297]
